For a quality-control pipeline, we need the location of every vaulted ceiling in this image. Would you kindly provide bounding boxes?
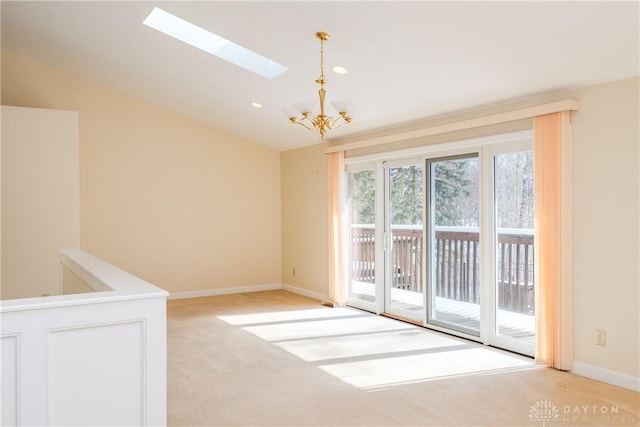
[2,1,638,151]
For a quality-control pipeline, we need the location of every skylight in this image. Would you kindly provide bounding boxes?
[143,7,288,79]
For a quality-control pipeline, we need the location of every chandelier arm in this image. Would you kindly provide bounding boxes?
[290,120,315,131]
[310,116,323,129]
[326,117,344,130]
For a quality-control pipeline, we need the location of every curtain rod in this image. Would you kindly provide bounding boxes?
[325,98,579,154]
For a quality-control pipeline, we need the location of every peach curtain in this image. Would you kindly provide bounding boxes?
[327,150,347,305]
[534,111,573,370]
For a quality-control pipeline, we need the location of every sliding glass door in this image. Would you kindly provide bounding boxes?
[344,131,535,356]
[384,161,424,321]
[426,154,480,336]
[486,144,535,355]
[346,166,378,311]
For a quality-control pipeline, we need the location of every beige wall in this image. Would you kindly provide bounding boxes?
[280,77,640,380]
[280,143,329,297]
[570,77,639,379]
[61,265,94,295]
[1,106,80,299]
[1,50,281,294]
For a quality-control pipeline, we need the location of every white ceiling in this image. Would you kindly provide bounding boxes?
[2,1,638,151]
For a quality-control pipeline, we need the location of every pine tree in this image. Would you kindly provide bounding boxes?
[347,152,533,231]
[348,170,375,224]
[389,165,423,225]
[432,159,475,227]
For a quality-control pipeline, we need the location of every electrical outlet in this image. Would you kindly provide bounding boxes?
[596,329,607,346]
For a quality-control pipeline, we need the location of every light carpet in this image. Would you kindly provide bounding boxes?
[168,290,639,426]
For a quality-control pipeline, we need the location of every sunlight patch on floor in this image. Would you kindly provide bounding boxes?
[319,347,534,390]
[217,307,362,326]
[217,306,534,390]
[244,316,415,342]
[274,329,468,362]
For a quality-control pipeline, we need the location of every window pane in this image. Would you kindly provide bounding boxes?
[388,165,424,313]
[347,170,375,302]
[494,151,535,344]
[428,155,480,335]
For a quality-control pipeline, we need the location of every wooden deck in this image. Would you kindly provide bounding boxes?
[350,281,534,344]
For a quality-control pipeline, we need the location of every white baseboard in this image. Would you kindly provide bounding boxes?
[167,283,330,302]
[281,283,328,302]
[572,361,640,392]
[168,283,281,300]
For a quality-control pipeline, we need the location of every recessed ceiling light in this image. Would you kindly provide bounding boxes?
[251,102,263,109]
[332,66,348,75]
[143,8,288,79]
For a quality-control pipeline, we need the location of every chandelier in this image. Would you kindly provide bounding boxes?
[286,32,352,141]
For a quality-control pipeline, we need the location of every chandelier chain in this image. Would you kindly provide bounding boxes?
[319,37,325,82]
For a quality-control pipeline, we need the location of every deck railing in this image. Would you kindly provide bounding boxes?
[350,225,534,315]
